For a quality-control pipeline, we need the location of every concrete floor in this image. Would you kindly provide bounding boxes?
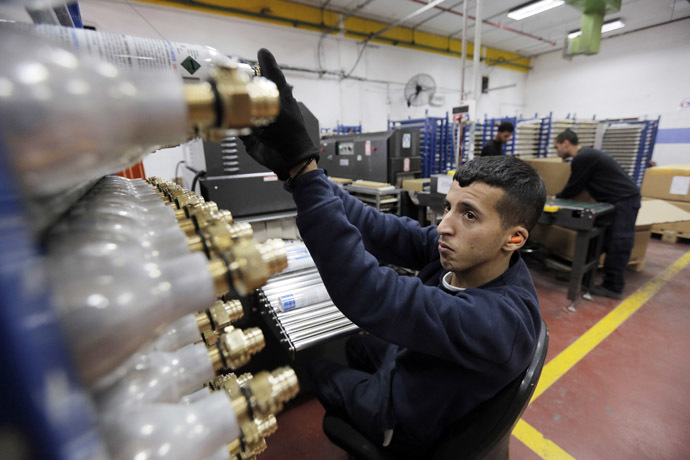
[260,237,690,460]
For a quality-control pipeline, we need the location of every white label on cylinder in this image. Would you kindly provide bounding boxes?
[31,24,233,81]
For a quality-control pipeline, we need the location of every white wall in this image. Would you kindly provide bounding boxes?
[523,19,690,165]
[78,0,526,132]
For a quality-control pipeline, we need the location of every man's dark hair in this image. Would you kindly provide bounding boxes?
[453,156,546,231]
[555,129,578,145]
[498,121,514,133]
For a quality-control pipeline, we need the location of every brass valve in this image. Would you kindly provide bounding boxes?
[227,414,277,460]
[183,63,279,140]
[172,208,187,221]
[206,238,287,297]
[242,367,300,418]
[199,221,254,258]
[207,326,265,372]
[213,369,297,460]
[176,193,202,209]
[195,299,244,346]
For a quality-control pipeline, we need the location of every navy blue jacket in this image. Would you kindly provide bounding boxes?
[291,169,541,447]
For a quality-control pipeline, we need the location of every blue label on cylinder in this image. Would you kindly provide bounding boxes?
[280,294,296,311]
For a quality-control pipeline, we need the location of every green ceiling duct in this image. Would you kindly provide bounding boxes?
[566,0,621,55]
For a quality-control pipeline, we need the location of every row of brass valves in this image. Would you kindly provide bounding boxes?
[210,368,299,460]
[146,179,289,296]
[147,178,252,257]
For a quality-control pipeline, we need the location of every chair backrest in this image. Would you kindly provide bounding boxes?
[432,317,549,460]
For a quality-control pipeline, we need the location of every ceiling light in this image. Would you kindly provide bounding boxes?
[507,0,565,21]
[568,19,625,39]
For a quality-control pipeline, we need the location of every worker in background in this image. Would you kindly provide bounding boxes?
[241,49,545,456]
[481,121,514,156]
[554,129,641,300]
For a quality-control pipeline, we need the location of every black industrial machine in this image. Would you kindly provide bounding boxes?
[198,103,320,218]
[318,129,422,186]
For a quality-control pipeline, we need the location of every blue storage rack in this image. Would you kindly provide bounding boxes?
[630,118,660,187]
[335,123,362,135]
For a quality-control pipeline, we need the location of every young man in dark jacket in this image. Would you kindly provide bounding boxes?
[481,121,514,156]
[241,49,546,456]
[554,129,641,299]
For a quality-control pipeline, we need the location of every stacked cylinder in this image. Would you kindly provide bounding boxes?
[46,176,299,460]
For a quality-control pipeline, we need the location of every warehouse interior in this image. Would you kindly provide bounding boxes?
[1,1,689,459]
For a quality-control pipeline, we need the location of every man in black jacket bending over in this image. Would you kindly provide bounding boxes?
[240,49,546,456]
[554,129,641,299]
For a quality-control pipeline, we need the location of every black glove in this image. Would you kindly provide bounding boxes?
[240,49,319,179]
[240,133,292,181]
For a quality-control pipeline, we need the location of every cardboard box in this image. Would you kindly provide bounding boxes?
[523,158,592,201]
[529,199,690,268]
[650,200,690,235]
[530,225,650,269]
[640,164,690,203]
[402,178,430,192]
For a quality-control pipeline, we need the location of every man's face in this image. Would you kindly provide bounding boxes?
[497,130,513,143]
[554,141,569,159]
[437,181,509,275]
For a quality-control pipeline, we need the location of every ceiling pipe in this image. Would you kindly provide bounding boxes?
[460,0,468,100]
[473,0,482,101]
[362,0,451,43]
[408,0,557,46]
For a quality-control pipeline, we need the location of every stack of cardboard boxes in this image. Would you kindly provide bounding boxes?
[640,165,690,242]
[524,159,690,271]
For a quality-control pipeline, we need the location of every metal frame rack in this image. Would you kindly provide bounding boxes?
[456,113,658,187]
[513,114,552,159]
[335,123,362,135]
[601,117,660,187]
[321,123,363,136]
[388,112,455,177]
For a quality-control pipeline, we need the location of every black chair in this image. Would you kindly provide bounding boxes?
[323,318,549,460]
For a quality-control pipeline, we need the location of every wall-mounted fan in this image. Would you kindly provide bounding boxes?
[404,73,436,107]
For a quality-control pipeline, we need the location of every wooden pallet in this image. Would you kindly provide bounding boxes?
[652,230,690,244]
[627,258,645,272]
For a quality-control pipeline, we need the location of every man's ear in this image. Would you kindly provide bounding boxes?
[504,226,528,251]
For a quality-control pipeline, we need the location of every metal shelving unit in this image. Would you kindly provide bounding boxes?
[513,117,543,158]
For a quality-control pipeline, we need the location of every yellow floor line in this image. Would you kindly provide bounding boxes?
[513,420,576,460]
[512,249,690,459]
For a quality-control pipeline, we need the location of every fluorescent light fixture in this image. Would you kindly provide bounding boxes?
[507,0,565,21]
[568,19,625,39]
